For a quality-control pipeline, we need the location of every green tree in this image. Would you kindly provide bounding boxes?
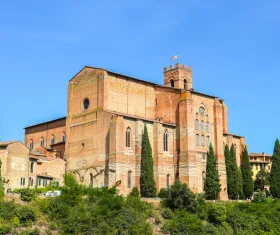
[254,168,269,191]
[237,168,244,199]
[140,124,156,197]
[240,146,254,199]
[270,139,280,198]
[224,144,234,199]
[228,144,243,200]
[162,181,198,213]
[204,143,221,200]
[0,159,4,200]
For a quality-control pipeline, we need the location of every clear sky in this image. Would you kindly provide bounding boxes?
[0,1,279,154]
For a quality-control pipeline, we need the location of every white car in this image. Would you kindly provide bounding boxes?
[43,190,61,197]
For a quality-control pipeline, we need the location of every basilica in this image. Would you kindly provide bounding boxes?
[24,62,245,200]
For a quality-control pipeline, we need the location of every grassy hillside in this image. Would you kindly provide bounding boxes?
[0,176,279,235]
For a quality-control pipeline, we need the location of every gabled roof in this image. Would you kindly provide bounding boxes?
[24,117,66,129]
[0,141,20,147]
[69,66,222,100]
[249,152,272,157]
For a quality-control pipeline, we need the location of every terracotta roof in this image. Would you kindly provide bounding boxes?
[0,141,19,146]
[223,132,244,138]
[249,152,272,157]
[70,66,222,100]
[24,117,66,129]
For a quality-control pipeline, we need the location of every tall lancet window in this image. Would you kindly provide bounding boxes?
[164,130,168,152]
[184,79,187,89]
[126,127,131,148]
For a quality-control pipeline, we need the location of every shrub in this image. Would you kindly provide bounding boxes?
[20,188,35,202]
[0,201,17,220]
[208,204,227,224]
[161,208,174,219]
[162,181,198,213]
[21,227,40,235]
[0,223,11,235]
[16,206,36,225]
[129,186,140,198]
[158,188,169,199]
[252,191,267,203]
[161,210,203,234]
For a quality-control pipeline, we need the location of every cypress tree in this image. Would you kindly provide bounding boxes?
[0,159,4,199]
[224,144,235,199]
[237,167,244,199]
[229,144,241,200]
[270,139,280,198]
[241,146,254,199]
[204,143,221,200]
[140,124,156,197]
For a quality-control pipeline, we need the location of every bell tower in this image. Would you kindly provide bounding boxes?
[164,63,192,90]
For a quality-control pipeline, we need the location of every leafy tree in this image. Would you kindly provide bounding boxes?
[270,139,280,198]
[240,146,254,199]
[0,159,4,200]
[254,168,269,191]
[140,124,156,197]
[204,143,221,200]
[162,181,198,213]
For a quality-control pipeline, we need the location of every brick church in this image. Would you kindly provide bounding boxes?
[24,63,245,200]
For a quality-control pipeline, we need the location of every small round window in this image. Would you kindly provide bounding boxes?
[199,107,205,116]
[83,98,90,110]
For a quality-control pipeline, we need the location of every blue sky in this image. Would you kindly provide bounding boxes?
[0,0,279,154]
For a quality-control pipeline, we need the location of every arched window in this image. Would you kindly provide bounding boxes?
[89,173,93,187]
[196,134,200,146]
[164,130,168,152]
[62,133,66,142]
[40,138,44,146]
[30,162,34,173]
[206,122,210,133]
[184,79,187,89]
[199,107,205,116]
[170,79,174,88]
[51,135,55,145]
[201,135,205,147]
[166,174,170,188]
[128,171,132,188]
[29,140,33,151]
[195,119,199,131]
[201,121,204,133]
[206,136,210,147]
[126,127,131,148]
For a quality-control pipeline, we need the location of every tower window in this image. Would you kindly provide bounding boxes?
[29,140,33,151]
[201,135,205,147]
[196,134,200,146]
[195,119,199,131]
[128,171,132,188]
[200,121,204,133]
[170,79,174,88]
[206,136,210,146]
[30,162,34,173]
[184,79,187,89]
[199,107,205,116]
[40,138,44,146]
[62,133,66,142]
[164,130,168,152]
[126,127,131,148]
[51,135,55,145]
[83,98,90,110]
[206,122,210,133]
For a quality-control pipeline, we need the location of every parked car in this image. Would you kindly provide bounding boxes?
[43,190,61,197]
